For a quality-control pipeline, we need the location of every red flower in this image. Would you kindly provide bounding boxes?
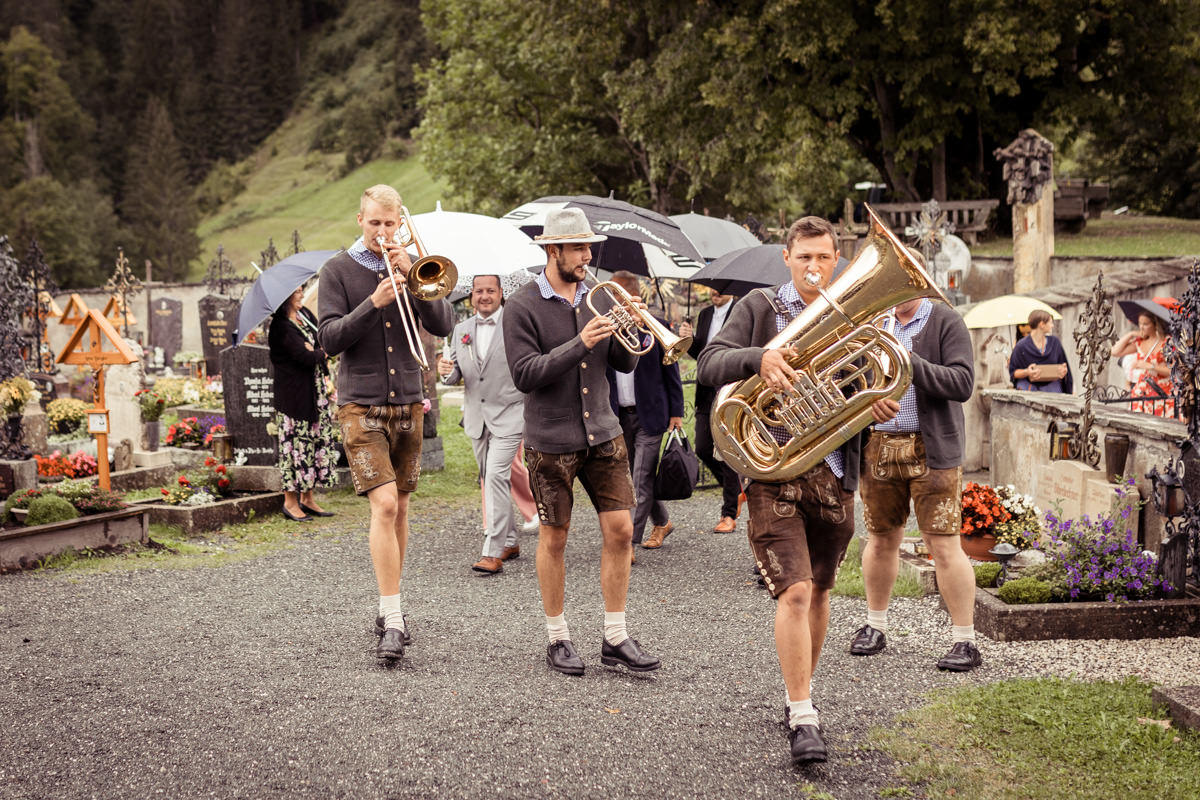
[216,465,227,474]
[178,475,190,485]
[161,488,169,495]
[218,478,230,488]
[204,457,216,467]
[461,333,471,346]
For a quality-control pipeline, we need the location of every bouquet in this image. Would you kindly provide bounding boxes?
[165,417,205,446]
[993,485,1041,549]
[134,389,166,422]
[0,375,33,416]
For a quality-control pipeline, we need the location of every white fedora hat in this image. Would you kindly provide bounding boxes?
[534,208,608,245]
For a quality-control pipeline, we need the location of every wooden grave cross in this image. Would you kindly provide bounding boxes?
[57,309,137,490]
[59,293,90,327]
[101,294,137,331]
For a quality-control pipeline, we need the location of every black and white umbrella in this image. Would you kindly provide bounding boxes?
[503,195,705,278]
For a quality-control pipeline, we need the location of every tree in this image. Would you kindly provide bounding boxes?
[416,0,829,218]
[122,97,201,281]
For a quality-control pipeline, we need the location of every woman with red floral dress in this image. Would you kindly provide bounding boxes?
[1112,307,1174,418]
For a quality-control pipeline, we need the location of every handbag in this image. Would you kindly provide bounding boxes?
[654,428,699,501]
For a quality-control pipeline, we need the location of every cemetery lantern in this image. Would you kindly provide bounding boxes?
[1147,464,1184,519]
[988,542,1021,586]
[1048,419,1079,461]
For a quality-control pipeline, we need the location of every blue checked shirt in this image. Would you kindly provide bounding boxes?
[535,271,589,308]
[874,298,933,433]
[772,281,843,479]
[348,237,387,273]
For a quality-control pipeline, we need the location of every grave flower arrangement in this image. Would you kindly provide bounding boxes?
[960,481,1009,537]
[161,457,234,505]
[135,389,166,422]
[0,375,34,416]
[203,423,226,446]
[992,485,1041,549]
[3,480,126,523]
[46,398,88,436]
[34,449,97,479]
[165,416,205,446]
[1030,479,1172,602]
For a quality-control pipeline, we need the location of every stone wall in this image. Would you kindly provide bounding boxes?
[960,256,1194,471]
[987,388,1183,550]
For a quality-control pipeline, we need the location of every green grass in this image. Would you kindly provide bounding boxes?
[873,677,1200,799]
[833,535,924,599]
[972,215,1200,258]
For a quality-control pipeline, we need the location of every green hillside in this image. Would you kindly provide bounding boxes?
[194,108,447,281]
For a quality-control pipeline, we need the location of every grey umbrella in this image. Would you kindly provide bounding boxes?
[235,250,338,345]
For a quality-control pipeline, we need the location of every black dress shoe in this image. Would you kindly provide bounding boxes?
[600,638,661,672]
[373,615,412,645]
[789,724,827,764]
[280,507,312,522]
[546,640,584,675]
[376,628,405,659]
[936,640,983,672]
[299,503,335,518]
[849,624,886,656]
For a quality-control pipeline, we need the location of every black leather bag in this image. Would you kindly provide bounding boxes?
[654,429,699,501]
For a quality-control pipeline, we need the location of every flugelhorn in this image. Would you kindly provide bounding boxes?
[376,205,458,370]
[710,205,948,482]
[586,279,692,365]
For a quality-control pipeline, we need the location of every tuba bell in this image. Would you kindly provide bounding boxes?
[710,205,948,483]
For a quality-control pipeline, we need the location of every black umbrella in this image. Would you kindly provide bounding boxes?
[503,195,705,274]
[688,245,850,298]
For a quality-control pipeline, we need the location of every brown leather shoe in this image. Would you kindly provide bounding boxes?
[500,545,520,561]
[643,521,674,549]
[713,516,736,533]
[471,556,503,574]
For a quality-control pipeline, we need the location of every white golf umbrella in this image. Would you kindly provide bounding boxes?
[408,203,545,280]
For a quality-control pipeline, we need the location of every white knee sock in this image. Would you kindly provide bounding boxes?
[951,625,976,644]
[603,611,628,646]
[867,608,888,632]
[379,593,404,631]
[546,613,570,644]
[787,698,818,729]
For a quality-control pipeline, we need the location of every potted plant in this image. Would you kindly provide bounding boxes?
[135,389,166,451]
[993,485,1041,550]
[960,481,1009,561]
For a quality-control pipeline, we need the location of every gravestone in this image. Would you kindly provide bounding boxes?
[198,295,239,376]
[103,339,145,459]
[995,129,1054,293]
[1083,479,1139,538]
[113,438,134,472]
[219,344,277,466]
[1035,460,1102,522]
[19,396,47,456]
[149,297,183,368]
[0,462,13,499]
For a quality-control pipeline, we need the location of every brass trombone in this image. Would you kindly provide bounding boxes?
[585,278,692,365]
[376,205,458,370]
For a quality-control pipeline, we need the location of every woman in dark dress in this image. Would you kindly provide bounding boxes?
[1009,309,1072,393]
[268,285,340,521]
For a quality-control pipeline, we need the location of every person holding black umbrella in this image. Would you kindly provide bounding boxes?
[269,284,340,522]
[1111,297,1177,417]
[680,290,743,533]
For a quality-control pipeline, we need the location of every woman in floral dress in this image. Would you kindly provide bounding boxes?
[1111,307,1174,418]
[268,285,340,520]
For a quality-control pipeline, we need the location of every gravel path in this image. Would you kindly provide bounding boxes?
[2,489,1197,799]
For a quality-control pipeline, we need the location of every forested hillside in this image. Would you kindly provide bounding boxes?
[2,0,1199,288]
[0,0,430,287]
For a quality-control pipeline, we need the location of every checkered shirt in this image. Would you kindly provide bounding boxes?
[873,298,932,433]
[535,271,589,308]
[348,237,387,273]
[772,281,843,479]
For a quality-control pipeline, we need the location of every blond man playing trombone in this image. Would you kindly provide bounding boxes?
[317,184,455,661]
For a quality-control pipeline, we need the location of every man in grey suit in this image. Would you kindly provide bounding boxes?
[437,275,527,574]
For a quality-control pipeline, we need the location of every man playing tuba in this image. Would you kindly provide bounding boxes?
[697,216,863,766]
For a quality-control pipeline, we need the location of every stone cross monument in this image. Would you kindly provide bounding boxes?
[995,129,1054,292]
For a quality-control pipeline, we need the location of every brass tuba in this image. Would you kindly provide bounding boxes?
[376,205,458,370]
[711,205,948,482]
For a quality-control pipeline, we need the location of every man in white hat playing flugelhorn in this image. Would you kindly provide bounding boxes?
[502,207,662,676]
